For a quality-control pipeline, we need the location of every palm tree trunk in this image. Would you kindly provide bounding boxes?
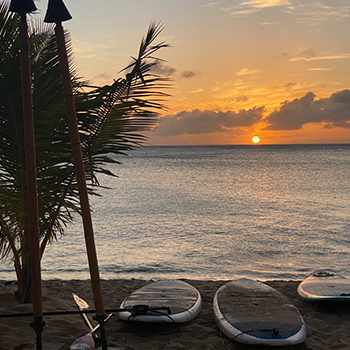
[21,257,32,303]
[8,236,24,299]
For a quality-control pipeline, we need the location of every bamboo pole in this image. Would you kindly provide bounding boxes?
[44,1,107,348]
[9,1,44,349]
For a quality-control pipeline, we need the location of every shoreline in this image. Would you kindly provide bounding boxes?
[1,279,350,349]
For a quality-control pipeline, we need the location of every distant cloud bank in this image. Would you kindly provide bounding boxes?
[152,62,199,79]
[220,0,350,22]
[154,89,350,136]
[265,89,350,130]
[153,108,264,136]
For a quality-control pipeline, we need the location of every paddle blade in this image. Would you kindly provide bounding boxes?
[72,293,90,310]
[70,331,95,349]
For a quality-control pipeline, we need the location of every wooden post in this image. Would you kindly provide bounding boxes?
[9,1,44,349]
[44,1,107,348]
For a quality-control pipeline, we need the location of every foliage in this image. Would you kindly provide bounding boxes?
[0,2,170,301]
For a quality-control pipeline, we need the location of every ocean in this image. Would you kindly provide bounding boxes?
[1,144,350,281]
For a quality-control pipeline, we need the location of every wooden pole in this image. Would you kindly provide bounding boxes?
[9,1,45,349]
[53,21,106,318]
[44,1,107,348]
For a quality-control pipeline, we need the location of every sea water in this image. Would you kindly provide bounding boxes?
[1,144,350,281]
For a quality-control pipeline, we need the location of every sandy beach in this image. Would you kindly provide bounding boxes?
[0,279,349,350]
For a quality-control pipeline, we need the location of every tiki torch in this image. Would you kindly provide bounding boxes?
[9,0,45,349]
[44,1,108,348]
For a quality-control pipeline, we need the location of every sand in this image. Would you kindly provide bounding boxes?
[0,279,350,350]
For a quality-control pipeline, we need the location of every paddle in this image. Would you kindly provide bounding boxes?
[71,293,115,349]
[72,293,95,332]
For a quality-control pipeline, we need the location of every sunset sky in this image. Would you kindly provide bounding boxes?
[33,0,350,145]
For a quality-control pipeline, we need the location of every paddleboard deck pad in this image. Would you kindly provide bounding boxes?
[119,279,202,322]
[213,279,306,346]
[298,270,350,302]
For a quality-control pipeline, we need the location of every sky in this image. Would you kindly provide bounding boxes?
[32,0,350,145]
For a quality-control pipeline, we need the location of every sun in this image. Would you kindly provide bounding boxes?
[252,136,261,144]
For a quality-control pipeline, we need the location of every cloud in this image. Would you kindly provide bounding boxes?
[220,1,350,23]
[152,64,199,79]
[284,47,350,67]
[236,68,262,76]
[153,108,264,136]
[330,90,350,104]
[298,47,316,58]
[93,73,112,84]
[190,88,205,93]
[307,68,333,71]
[205,2,221,7]
[154,90,350,138]
[260,21,285,25]
[290,53,350,62]
[295,1,350,24]
[235,95,250,102]
[181,70,198,78]
[72,39,110,56]
[152,62,177,76]
[264,90,350,130]
[241,0,291,9]
[223,0,291,16]
[284,82,297,88]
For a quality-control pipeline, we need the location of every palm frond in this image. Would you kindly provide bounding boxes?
[0,1,171,269]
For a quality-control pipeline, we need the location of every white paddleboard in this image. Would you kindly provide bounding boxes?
[119,279,202,323]
[213,279,307,346]
[298,270,350,301]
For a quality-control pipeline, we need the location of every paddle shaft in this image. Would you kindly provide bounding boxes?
[0,308,126,318]
[0,304,172,318]
[72,294,95,331]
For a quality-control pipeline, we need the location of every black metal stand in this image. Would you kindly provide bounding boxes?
[30,317,46,350]
[93,314,108,350]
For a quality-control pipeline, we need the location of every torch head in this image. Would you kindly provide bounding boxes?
[44,0,72,23]
[9,0,37,14]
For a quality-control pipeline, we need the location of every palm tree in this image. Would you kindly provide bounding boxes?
[0,2,170,302]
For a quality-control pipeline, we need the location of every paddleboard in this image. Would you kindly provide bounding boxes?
[298,270,350,302]
[213,278,307,346]
[119,279,202,322]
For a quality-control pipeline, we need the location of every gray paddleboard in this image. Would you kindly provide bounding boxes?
[213,278,307,346]
[298,270,350,301]
[119,279,202,322]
